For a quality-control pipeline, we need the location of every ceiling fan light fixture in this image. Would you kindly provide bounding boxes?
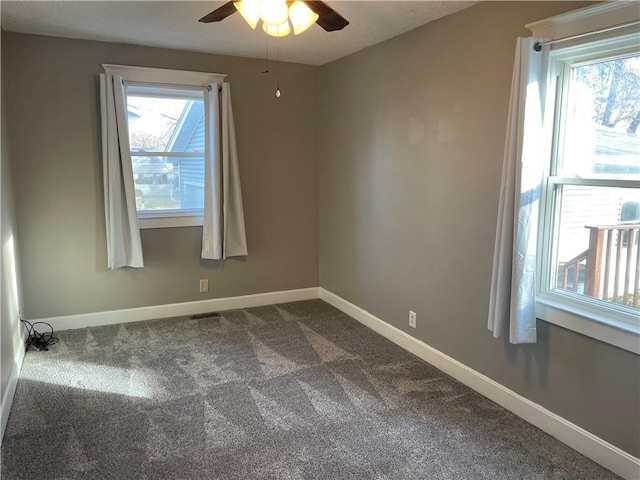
[262,20,291,37]
[289,1,319,35]
[234,0,260,29]
[200,1,349,35]
[259,0,289,27]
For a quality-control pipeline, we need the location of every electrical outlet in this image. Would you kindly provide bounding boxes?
[199,279,209,293]
[409,310,417,329]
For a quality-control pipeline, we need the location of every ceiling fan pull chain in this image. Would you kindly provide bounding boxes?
[275,44,281,98]
[262,37,270,74]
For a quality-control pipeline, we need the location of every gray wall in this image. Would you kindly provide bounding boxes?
[318,1,639,456]
[1,43,24,431]
[3,32,319,319]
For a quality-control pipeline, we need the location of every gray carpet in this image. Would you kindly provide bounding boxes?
[1,300,618,479]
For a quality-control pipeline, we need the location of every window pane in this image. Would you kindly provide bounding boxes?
[553,185,640,310]
[127,91,205,153]
[132,156,204,212]
[560,55,640,180]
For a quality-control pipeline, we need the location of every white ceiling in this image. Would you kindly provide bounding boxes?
[1,1,477,65]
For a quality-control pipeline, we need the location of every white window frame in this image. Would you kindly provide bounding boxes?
[102,64,226,229]
[527,3,640,354]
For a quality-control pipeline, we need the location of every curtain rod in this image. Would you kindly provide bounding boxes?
[534,19,640,51]
[123,80,222,92]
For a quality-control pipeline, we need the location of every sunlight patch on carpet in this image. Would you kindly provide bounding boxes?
[20,360,154,398]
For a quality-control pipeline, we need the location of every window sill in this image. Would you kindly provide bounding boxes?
[536,295,640,354]
[138,214,203,229]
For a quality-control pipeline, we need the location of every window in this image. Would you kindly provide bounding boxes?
[127,85,205,224]
[537,33,640,350]
[103,64,226,228]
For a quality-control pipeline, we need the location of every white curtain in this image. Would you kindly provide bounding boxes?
[202,83,248,259]
[100,74,144,269]
[488,38,552,344]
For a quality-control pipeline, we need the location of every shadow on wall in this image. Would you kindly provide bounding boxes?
[199,256,248,272]
[503,320,550,388]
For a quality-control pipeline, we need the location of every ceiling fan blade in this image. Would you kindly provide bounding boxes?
[199,1,237,23]
[305,1,349,32]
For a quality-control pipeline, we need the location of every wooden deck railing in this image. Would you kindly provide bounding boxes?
[558,248,589,295]
[558,223,640,309]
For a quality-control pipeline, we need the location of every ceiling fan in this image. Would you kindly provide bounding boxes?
[199,0,349,37]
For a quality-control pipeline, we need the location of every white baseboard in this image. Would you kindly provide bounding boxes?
[319,288,640,480]
[1,335,25,442]
[36,287,320,332]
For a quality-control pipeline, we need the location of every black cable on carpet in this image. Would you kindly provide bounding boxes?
[21,319,58,351]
